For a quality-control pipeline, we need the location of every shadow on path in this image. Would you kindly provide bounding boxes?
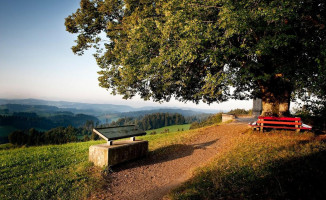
[111,139,219,172]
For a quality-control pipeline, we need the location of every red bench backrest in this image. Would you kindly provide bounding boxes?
[258,116,301,121]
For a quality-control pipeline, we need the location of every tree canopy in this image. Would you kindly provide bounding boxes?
[65,0,326,116]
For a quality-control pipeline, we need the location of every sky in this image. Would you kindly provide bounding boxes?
[0,0,252,110]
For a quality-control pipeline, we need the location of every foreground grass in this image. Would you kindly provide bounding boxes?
[0,123,216,200]
[0,140,104,200]
[170,131,326,199]
[0,143,15,150]
[145,124,191,135]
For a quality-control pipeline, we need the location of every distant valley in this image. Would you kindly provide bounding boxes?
[0,98,221,115]
[0,98,223,144]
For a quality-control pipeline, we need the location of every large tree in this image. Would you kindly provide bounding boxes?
[65,0,326,116]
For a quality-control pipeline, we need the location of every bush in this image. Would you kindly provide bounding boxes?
[8,130,28,145]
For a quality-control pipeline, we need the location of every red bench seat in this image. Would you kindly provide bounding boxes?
[249,116,312,132]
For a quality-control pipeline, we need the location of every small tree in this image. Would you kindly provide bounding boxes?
[91,131,100,140]
[83,134,90,141]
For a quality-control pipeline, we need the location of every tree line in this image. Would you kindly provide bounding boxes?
[7,120,100,146]
[108,113,186,131]
[0,112,99,130]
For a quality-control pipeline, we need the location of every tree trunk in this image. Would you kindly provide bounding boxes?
[259,75,292,117]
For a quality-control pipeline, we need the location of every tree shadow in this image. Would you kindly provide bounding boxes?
[244,150,326,200]
[205,143,326,200]
[110,139,219,172]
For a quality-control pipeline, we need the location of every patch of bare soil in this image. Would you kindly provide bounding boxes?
[89,121,249,200]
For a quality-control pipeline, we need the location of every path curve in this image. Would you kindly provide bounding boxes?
[90,120,250,200]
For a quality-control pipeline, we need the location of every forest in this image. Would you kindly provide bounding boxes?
[5,112,189,146]
[7,126,98,146]
[108,112,186,131]
[0,112,99,130]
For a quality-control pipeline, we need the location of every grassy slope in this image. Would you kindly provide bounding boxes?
[170,131,326,200]
[0,124,210,200]
[0,140,104,200]
[145,124,191,134]
[3,122,326,200]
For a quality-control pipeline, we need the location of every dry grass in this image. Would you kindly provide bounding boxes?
[170,130,326,199]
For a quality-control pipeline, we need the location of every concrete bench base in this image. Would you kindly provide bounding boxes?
[89,140,148,167]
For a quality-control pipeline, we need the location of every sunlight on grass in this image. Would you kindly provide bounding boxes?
[0,123,217,200]
[0,140,104,200]
[170,130,326,199]
[145,124,191,135]
[140,124,217,152]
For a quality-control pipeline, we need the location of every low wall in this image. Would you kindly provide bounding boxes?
[222,114,236,122]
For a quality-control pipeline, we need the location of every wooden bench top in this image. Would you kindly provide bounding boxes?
[93,125,146,141]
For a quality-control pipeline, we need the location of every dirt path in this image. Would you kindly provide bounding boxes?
[90,120,250,200]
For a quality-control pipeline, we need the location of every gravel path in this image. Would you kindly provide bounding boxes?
[90,120,250,200]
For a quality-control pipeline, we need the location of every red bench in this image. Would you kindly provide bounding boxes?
[249,116,312,132]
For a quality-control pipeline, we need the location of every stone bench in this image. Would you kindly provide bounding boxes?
[89,125,148,167]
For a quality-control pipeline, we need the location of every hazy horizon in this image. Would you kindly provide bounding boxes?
[0,96,251,111]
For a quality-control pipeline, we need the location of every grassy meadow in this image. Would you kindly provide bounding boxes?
[0,140,104,200]
[145,124,191,135]
[2,121,326,200]
[170,130,326,199]
[0,124,208,200]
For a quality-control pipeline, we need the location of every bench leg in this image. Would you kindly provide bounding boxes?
[295,121,300,132]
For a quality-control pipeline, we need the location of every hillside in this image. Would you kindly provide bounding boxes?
[0,99,217,126]
[2,120,326,200]
[0,99,135,114]
[145,124,191,134]
[0,110,99,144]
[0,140,103,200]
[0,98,221,116]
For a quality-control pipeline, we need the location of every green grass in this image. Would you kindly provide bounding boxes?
[0,140,104,200]
[145,124,191,135]
[4,122,324,200]
[0,143,15,150]
[140,125,206,152]
[170,131,326,199]
[0,124,205,200]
